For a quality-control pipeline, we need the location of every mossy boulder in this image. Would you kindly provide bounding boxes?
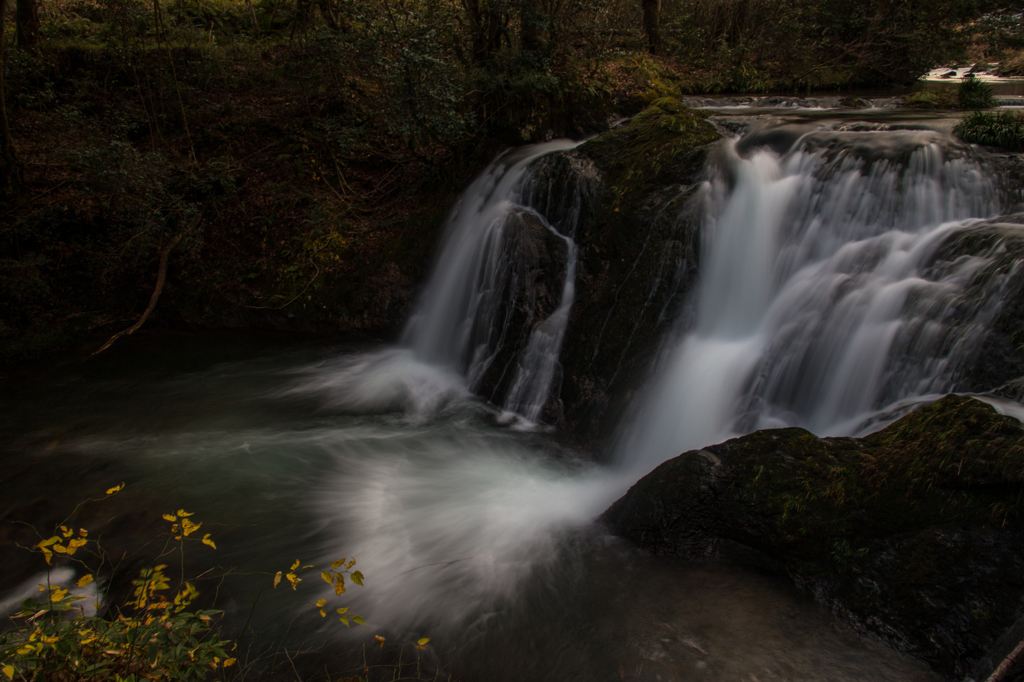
[550,98,720,444]
[601,395,1024,680]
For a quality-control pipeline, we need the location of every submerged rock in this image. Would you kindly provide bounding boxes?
[601,395,1024,680]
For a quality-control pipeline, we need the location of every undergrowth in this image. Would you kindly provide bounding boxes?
[954,111,1024,151]
[0,485,433,682]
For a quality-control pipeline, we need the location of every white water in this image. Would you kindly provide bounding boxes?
[293,126,1011,635]
[502,224,576,422]
[4,124,1002,679]
[400,140,582,422]
[620,129,1004,472]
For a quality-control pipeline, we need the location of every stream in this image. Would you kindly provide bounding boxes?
[3,107,1017,681]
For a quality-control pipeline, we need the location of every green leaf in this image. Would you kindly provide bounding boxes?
[350,571,364,586]
[352,616,365,625]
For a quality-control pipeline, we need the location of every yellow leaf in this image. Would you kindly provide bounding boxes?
[224,659,236,667]
[290,559,300,571]
[319,609,326,618]
[181,519,201,537]
[331,559,346,570]
[79,528,88,537]
[201,534,216,550]
[375,635,385,648]
[346,559,356,569]
[176,509,194,517]
[416,637,430,650]
[3,664,14,680]
[315,599,326,608]
[67,538,87,555]
[334,577,346,596]
[40,548,53,565]
[61,526,73,538]
[273,571,282,588]
[52,543,68,554]
[162,514,177,522]
[286,572,300,590]
[339,616,349,627]
[37,537,60,548]
[106,483,124,495]
[77,574,94,588]
[336,607,348,615]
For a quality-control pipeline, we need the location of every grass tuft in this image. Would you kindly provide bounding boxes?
[954,110,1024,151]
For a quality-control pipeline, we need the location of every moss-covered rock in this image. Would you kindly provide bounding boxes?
[601,394,1024,679]
[549,98,720,444]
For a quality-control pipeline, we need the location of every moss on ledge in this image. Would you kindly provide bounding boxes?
[579,97,720,207]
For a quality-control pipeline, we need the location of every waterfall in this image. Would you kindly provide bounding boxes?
[401,140,587,422]
[620,127,1004,472]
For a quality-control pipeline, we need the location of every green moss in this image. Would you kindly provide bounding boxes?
[903,88,960,109]
[579,97,720,207]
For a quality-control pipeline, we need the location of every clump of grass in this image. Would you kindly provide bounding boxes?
[959,73,997,110]
[954,110,1024,151]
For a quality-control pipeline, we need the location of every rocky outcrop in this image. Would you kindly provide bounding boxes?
[551,97,720,443]
[601,395,1024,680]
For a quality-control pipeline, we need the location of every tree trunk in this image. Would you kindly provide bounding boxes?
[520,0,542,53]
[0,0,20,196]
[16,0,39,49]
[642,0,661,55]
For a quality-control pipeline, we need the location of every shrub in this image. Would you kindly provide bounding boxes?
[958,73,996,110]
[0,485,385,682]
[954,111,1024,151]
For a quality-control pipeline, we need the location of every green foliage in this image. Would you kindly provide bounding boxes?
[958,73,996,110]
[954,111,1024,151]
[0,486,234,682]
[0,486,385,682]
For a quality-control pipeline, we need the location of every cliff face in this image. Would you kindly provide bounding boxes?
[600,395,1024,680]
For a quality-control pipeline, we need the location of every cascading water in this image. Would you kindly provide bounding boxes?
[6,118,1010,682]
[399,139,589,422]
[620,126,1005,473]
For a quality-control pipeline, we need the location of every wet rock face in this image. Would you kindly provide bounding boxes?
[600,395,1024,680]
[551,98,720,445]
[926,215,1024,396]
[472,210,569,407]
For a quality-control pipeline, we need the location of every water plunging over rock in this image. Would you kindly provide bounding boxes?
[399,140,598,422]
[618,123,1005,473]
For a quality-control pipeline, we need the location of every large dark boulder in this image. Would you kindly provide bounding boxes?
[601,395,1024,680]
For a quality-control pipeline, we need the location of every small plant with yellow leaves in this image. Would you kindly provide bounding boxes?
[272,557,368,628]
[0,485,234,682]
